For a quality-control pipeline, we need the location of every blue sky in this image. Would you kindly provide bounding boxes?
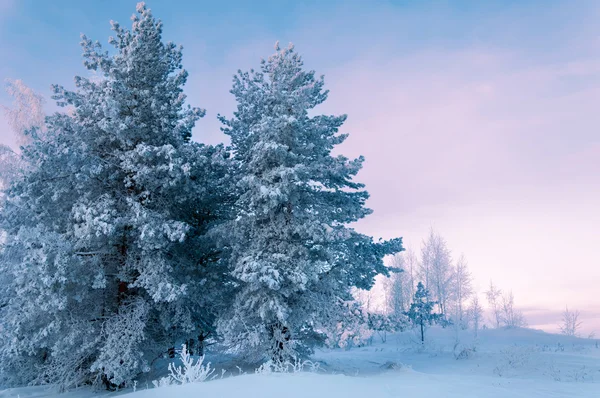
[1,0,599,332]
[1,0,595,108]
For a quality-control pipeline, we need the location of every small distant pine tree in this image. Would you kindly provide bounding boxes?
[405,282,442,343]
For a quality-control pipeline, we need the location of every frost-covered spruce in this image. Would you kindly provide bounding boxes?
[217,43,403,363]
[0,3,231,389]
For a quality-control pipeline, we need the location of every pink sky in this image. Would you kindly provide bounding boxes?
[320,50,600,334]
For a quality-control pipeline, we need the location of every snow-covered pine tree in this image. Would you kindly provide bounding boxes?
[405,282,442,343]
[0,3,232,389]
[216,43,403,363]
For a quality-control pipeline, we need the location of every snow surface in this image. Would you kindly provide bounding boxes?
[2,327,599,397]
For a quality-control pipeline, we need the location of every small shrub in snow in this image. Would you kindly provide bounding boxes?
[493,345,532,377]
[545,363,595,383]
[453,343,475,360]
[255,357,320,375]
[380,361,412,372]
[571,344,588,353]
[545,363,563,382]
[152,344,214,387]
[367,313,408,343]
[569,366,593,383]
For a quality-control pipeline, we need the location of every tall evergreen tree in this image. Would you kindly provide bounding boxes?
[216,43,402,363]
[0,3,231,389]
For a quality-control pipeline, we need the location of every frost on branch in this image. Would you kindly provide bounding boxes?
[152,344,214,387]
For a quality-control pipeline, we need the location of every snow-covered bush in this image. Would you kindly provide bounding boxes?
[380,361,413,372]
[545,363,563,382]
[493,345,533,377]
[368,312,409,343]
[368,313,392,343]
[569,366,593,383]
[255,357,320,375]
[152,344,214,387]
[324,302,374,349]
[327,320,373,349]
[453,341,476,360]
[544,363,595,383]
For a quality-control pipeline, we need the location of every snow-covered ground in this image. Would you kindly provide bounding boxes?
[2,327,599,398]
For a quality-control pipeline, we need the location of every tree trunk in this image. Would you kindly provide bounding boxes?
[270,323,291,364]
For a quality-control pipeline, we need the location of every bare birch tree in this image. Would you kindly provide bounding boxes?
[420,229,453,316]
[485,280,503,328]
[452,254,473,328]
[500,290,526,328]
[559,306,582,337]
